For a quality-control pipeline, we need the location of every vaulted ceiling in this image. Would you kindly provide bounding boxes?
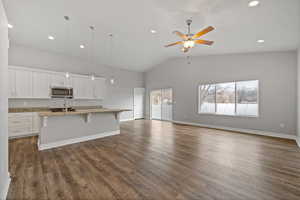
[3,0,300,71]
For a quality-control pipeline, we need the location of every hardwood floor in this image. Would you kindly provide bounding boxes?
[7,120,300,200]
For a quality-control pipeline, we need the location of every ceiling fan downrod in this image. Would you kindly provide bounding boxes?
[186,19,192,36]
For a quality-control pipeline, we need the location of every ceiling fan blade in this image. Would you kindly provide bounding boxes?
[164,41,183,47]
[194,40,214,46]
[191,26,215,39]
[173,31,188,40]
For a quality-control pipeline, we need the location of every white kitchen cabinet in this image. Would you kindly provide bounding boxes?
[50,73,67,87]
[8,66,106,100]
[50,73,73,88]
[85,78,94,99]
[32,71,50,98]
[15,69,33,98]
[93,78,106,99]
[8,112,40,138]
[73,76,84,99]
[8,68,16,98]
[73,76,93,99]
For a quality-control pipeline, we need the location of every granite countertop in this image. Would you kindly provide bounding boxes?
[9,107,131,117]
[9,107,50,113]
[38,108,131,117]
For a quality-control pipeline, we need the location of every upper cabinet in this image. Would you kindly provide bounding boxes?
[32,71,50,98]
[8,66,106,100]
[15,69,33,98]
[8,69,16,98]
[9,68,33,98]
[50,73,69,87]
[73,76,104,99]
[94,78,106,99]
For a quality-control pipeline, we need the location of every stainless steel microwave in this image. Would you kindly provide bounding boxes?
[51,87,73,99]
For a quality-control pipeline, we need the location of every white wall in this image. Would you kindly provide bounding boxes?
[8,44,145,120]
[146,51,297,136]
[0,0,10,199]
[297,47,300,139]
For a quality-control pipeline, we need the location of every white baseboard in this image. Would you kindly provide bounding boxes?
[172,120,297,140]
[38,130,120,151]
[120,118,134,122]
[296,137,300,148]
[0,173,11,200]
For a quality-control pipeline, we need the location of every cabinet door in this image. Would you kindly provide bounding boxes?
[8,69,16,98]
[15,69,33,98]
[72,76,84,99]
[65,77,73,88]
[94,78,106,99]
[85,78,94,99]
[50,74,66,87]
[32,71,50,98]
[73,76,93,99]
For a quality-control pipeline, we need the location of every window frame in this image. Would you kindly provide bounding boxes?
[198,80,259,118]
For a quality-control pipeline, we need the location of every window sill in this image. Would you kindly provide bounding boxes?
[198,112,259,118]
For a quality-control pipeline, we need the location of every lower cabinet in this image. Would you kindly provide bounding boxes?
[8,112,40,138]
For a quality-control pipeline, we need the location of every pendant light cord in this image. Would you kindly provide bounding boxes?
[64,16,71,77]
[89,26,95,75]
[109,34,115,84]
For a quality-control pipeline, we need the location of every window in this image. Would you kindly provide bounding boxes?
[236,80,259,116]
[216,82,235,115]
[198,84,216,113]
[198,80,259,117]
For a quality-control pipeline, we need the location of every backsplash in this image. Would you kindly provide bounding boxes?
[9,99,103,108]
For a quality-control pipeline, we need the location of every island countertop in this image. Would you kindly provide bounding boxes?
[38,108,131,117]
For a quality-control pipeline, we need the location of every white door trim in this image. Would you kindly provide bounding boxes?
[133,88,145,120]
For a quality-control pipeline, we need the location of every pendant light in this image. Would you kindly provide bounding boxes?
[109,34,115,85]
[89,26,96,80]
[64,16,71,78]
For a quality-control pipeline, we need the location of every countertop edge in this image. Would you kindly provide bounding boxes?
[38,109,131,117]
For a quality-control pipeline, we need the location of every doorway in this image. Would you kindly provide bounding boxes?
[133,88,145,119]
[150,88,173,121]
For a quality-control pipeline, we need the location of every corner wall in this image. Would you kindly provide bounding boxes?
[145,51,297,136]
[0,0,10,198]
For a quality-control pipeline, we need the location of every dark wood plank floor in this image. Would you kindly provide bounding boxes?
[7,120,300,200]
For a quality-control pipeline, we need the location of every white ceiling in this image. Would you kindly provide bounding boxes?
[3,0,300,72]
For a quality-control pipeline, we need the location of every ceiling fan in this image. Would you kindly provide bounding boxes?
[165,19,215,53]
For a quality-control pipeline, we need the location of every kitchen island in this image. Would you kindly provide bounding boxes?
[38,108,130,150]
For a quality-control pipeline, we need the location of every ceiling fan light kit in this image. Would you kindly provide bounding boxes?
[165,19,215,53]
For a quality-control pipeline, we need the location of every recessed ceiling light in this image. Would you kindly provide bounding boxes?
[8,23,13,29]
[248,1,260,7]
[80,45,85,49]
[48,35,55,40]
[150,29,157,33]
[257,39,265,43]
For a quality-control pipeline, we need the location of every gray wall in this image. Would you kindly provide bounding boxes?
[8,44,145,120]
[0,1,10,198]
[145,51,297,135]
